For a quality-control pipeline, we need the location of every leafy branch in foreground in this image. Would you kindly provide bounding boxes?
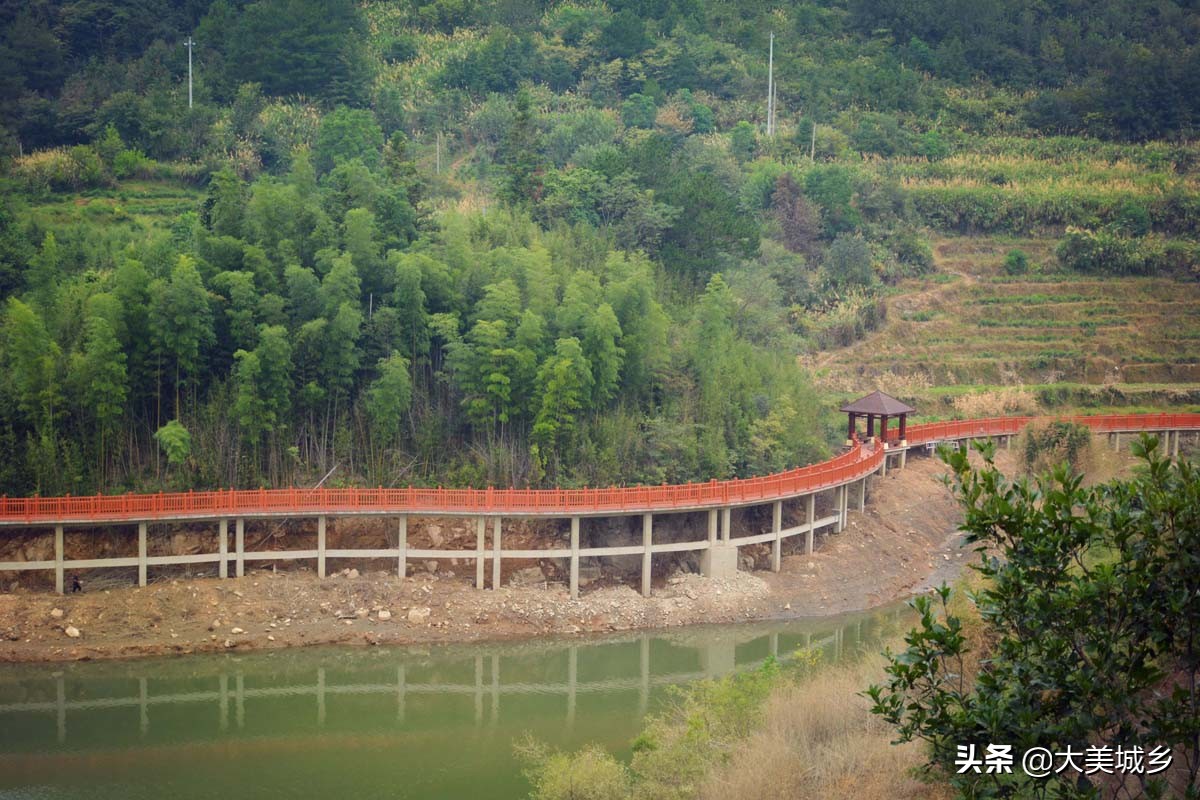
[868,435,1200,799]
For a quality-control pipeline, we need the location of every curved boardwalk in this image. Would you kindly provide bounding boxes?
[1,413,1196,596]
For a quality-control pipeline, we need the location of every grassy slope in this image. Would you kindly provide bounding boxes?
[811,236,1200,415]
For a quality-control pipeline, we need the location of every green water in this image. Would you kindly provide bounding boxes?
[0,604,912,800]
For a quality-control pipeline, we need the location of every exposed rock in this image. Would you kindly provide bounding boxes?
[223,639,234,648]
[407,606,431,624]
[577,564,603,586]
[347,568,360,578]
[509,567,545,587]
[64,626,80,638]
[427,526,444,547]
[49,608,64,619]
[377,610,392,621]
[230,627,245,634]
[424,560,439,574]
[355,607,368,618]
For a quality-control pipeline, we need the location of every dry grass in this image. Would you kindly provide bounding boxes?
[951,388,1039,418]
[698,653,954,800]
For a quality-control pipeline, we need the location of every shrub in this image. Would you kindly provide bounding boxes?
[1055,227,1145,275]
[870,439,1200,799]
[1002,248,1028,275]
[1021,419,1091,474]
[112,148,153,179]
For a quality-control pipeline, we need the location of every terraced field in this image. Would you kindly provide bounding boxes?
[814,237,1200,412]
[25,179,203,232]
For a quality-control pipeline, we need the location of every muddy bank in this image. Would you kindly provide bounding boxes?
[0,447,1057,664]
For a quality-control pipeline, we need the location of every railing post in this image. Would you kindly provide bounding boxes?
[137,522,147,587]
[569,516,580,600]
[218,519,228,579]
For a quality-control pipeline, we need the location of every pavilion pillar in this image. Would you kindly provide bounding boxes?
[866,415,875,438]
[881,415,889,446]
[846,413,856,444]
[899,413,908,445]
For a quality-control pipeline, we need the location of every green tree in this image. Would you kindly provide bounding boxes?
[365,350,413,445]
[75,316,127,484]
[205,168,247,239]
[869,438,1200,799]
[313,107,383,174]
[531,337,592,480]
[498,87,542,208]
[729,120,757,161]
[151,255,214,418]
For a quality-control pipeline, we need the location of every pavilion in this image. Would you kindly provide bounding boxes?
[840,390,915,448]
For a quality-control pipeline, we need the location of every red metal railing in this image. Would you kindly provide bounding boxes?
[0,413,1195,525]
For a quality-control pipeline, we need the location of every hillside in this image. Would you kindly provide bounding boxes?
[0,0,1198,501]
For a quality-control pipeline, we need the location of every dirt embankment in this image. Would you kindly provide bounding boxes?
[2,444,1125,664]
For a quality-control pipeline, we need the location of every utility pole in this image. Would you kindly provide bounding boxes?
[766,32,775,137]
[184,36,195,109]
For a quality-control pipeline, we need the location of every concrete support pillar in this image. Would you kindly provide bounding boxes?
[721,507,731,544]
[899,447,907,469]
[137,522,147,587]
[707,509,717,547]
[397,515,407,580]
[235,518,244,577]
[54,525,64,595]
[701,508,737,579]
[218,519,228,579]
[805,494,815,555]
[639,635,650,717]
[317,516,326,578]
[569,517,580,600]
[880,452,888,477]
[641,513,653,598]
[492,517,502,590]
[1005,435,1012,451]
[1172,430,1180,459]
[771,500,782,572]
[1114,432,1122,452]
[858,478,866,512]
[836,486,846,533]
[475,517,485,590]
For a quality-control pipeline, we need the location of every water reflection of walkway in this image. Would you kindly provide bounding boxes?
[0,610,906,748]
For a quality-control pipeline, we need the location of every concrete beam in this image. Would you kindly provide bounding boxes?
[641,513,653,598]
[137,522,147,587]
[569,517,580,600]
[397,515,407,580]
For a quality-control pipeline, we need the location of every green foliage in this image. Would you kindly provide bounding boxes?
[1021,420,1090,474]
[869,439,1200,798]
[518,740,630,800]
[1002,248,1029,275]
[313,107,384,174]
[154,419,192,468]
